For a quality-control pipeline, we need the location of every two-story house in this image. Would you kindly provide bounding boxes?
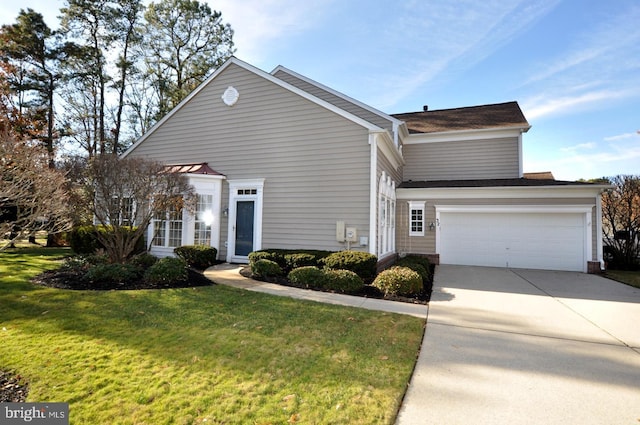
[122,57,607,273]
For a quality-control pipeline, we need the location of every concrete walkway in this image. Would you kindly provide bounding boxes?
[204,263,429,318]
[395,265,640,425]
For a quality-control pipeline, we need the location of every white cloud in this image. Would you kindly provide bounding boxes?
[520,3,640,120]
[367,0,561,109]
[522,89,632,120]
[560,142,596,152]
[525,135,640,180]
[604,132,639,142]
[210,0,334,64]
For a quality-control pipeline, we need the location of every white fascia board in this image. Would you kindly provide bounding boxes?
[403,126,529,145]
[271,65,404,128]
[434,204,594,214]
[123,57,383,158]
[396,184,610,200]
[373,130,404,169]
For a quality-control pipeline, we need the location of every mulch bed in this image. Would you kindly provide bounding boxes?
[32,267,214,291]
[0,370,28,402]
[240,266,433,304]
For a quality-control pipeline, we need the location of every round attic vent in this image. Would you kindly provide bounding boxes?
[222,86,239,106]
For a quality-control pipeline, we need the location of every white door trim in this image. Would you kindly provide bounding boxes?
[226,179,265,263]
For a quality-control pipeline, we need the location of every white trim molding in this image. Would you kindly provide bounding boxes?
[226,178,265,263]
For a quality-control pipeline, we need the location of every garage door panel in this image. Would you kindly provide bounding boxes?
[439,212,585,272]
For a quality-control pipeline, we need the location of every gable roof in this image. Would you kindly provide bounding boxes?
[122,57,387,158]
[392,101,530,134]
[271,65,404,132]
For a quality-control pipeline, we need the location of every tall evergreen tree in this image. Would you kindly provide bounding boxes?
[142,0,234,120]
[0,9,63,165]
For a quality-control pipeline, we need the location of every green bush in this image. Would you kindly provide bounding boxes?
[372,266,423,297]
[249,249,335,272]
[287,266,328,288]
[144,257,188,285]
[323,269,364,294]
[69,225,145,256]
[251,259,283,279]
[395,258,429,282]
[174,245,218,269]
[321,251,378,282]
[400,255,431,272]
[248,251,285,268]
[84,263,142,285]
[129,253,158,269]
[69,226,103,254]
[284,253,318,270]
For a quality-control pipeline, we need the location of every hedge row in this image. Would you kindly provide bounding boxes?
[249,249,377,282]
[249,250,431,297]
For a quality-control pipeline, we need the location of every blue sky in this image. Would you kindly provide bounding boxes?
[2,0,639,181]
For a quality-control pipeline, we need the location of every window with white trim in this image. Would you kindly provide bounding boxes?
[194,194,214,246]
[409,201,425,237]
[152,202,184,248]
[108,196,136,226]
[378,172,396,256]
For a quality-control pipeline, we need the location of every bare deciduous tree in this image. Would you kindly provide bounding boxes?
[602,174,640,269]
[0,131,72,250]
[84,154,194,263]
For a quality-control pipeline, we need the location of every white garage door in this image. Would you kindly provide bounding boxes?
[439,212,586,272]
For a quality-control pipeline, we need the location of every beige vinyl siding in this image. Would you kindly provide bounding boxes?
[403,138,519,181]
[128,63,371,259]
[396,197,598,259]
[377,147,402,184]
[273,69,395,133]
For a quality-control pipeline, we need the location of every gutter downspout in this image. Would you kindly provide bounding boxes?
[369,133,378,256]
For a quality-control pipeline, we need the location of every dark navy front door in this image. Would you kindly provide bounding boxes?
[235,201,254,256]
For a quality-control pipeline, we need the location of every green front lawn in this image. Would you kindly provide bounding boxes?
[604,269,640,289]
[0,248,425,424]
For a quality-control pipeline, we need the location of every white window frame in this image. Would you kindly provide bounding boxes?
[378,172,396,257]
[151,203,185,249]
[409,201,425,237]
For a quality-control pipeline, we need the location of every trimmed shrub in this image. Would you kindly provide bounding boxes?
[84,263,142,285]
[395,258,429,282]
[248,251,285,268]
[323,269,364,294]
[321,251,378,282]
[401,255,431,272]
[287,266,328,288]
[129,253,158,269]
[144,257,188,285]
[251,259,283,279]
[69,226,103,254]
[69,225,145,256]
[174,245,218,269]
[249,249,334,273]
[284,253,317,270]
[372,266,423,297]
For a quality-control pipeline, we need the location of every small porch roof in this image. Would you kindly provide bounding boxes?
[164,163,225,176]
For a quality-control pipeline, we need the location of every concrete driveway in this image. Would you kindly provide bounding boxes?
[396,265,640,425]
